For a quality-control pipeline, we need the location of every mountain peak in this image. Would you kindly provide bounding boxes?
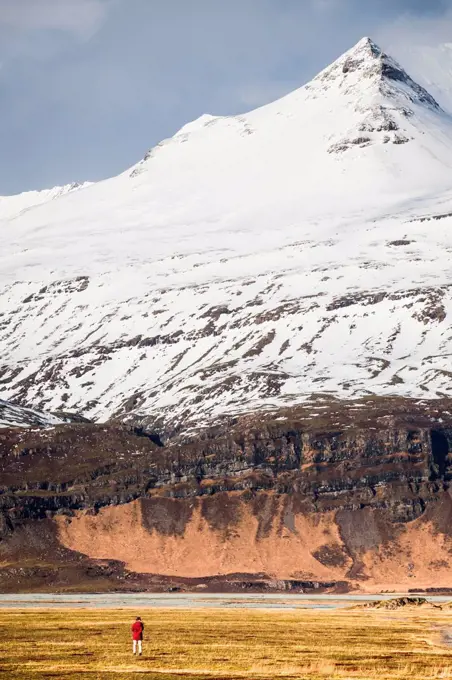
[341,36,402,77]
[351,36,382,56]
[309,36,441,113]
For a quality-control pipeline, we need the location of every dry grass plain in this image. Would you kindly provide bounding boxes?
[0,607,452,679]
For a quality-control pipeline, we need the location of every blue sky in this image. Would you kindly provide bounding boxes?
[1,0,452,194]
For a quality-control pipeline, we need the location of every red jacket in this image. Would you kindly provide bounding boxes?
[131,621,144,641]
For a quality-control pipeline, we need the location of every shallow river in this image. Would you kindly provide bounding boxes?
[0,592,450,610]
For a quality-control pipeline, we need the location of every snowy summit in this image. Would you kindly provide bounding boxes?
[2,38,452,430]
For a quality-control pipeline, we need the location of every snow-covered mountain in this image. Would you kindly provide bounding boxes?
[0,181,91,221]
[2,37,452,430]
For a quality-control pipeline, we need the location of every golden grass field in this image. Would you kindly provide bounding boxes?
[0,606,452,679]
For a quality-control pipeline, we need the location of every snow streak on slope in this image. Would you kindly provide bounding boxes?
[0,399,64,429]
[2,38,452,429]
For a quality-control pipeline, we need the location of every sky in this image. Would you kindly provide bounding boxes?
[2,0,452,194]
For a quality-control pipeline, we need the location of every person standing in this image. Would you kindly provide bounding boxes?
[131,616,144,656]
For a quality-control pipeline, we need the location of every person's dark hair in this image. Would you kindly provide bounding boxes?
[136,616,141,621]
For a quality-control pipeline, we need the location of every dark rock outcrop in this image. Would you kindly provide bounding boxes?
[1,396,452,591]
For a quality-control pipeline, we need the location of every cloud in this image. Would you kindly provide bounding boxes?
[0,0,112,40]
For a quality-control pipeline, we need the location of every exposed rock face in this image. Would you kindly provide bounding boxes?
[1,397,452,592]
